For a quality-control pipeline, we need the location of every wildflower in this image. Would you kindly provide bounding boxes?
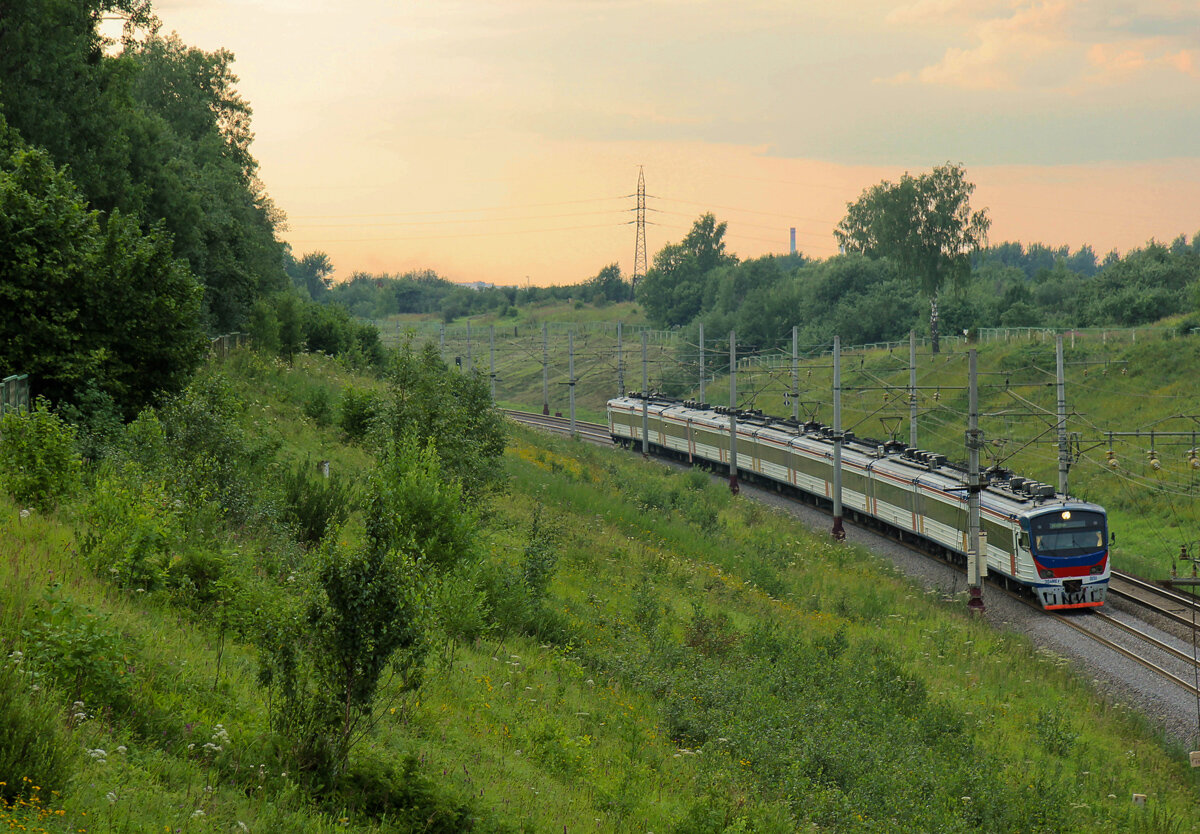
[86,748,107,761]
[19,508,30,519]
[192,808,205,819]
[211,724,230,745]
[8,650,22,662]
[106,792,118,803]
[115,746,127,755]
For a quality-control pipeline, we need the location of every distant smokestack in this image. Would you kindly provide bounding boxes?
[790,227,796,255]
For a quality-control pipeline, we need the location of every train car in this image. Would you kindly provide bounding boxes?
[608,393,1108,610]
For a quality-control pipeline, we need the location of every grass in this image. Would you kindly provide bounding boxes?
[383,318,1200,580]
[2,347,1199,831]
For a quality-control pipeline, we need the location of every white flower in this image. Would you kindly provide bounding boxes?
[106,792,118,803]
[19,508,30,519]
[87,748,107,759]
[116,745,127,755]
[192,809,205,819]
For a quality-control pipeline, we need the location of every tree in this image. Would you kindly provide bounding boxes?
[382,341,506,496]
[637,213,737,327]
[287,250,335,301]
[835,163,990,352]
[0,134,206,415]
[585,263,631,304]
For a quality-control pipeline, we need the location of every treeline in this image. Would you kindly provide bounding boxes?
[324,263,633,322]
[634,214,1200,349]
[0,0,372,420]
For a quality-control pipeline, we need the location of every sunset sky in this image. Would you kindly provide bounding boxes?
[147,0,1200,286]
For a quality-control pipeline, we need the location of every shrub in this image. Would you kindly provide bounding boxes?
[332,751,508,830]
[21,588,132,713]
[0,659,77,803]
[302,386,333,426]
[0,398,82,510]
[338,386,381,443]
[258,536,427,780]
[280,456,354,547]
[79,469,181,591]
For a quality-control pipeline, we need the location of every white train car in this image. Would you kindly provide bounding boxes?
[608,394,1108,610]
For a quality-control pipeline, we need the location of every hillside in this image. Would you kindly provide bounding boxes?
[2,348,1199,832]
[400,319,1199,581]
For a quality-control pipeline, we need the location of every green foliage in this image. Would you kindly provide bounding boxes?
[365,436,476,574]
[155,369,275,522]
[258,534,427,779]
[0,139,206,415]
[638,213,738,327]
[332,751,513,831]
[0,399,82,510]
[21,588,132,713]
[338,386,383,444]
[303,384,334,426]
[382,341,507,495]
[280,456,354,548]
[79,468,181,590]
[0,658,77,804]
[835,162,991,299]
[56,382,125,462]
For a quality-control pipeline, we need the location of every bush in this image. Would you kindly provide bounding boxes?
[79,469,181,590]
[332,751,509,830]
[0,659,77,804]
[0,398,82,510]
[338,386,382,444]
[280,456,354,547]
[21,588,132,714]
[302,386,333,427]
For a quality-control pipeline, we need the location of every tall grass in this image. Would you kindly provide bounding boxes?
[1,350,1198,832]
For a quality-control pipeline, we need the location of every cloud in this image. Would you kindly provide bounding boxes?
[883,0,1200,91]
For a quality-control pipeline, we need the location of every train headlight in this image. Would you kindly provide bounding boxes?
[1090,564,1105,575]
[1038,568,1053,579]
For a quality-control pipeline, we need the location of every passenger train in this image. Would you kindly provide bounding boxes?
[608,393,1109,610]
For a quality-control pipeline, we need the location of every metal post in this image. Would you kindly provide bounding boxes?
[617,321,624,396]
[967,349,985,612]
[832,336,844,540]
[1056,334,1069,497]
[439,323,445,359]
[489,325,496,401]
[729,331,739,495]
[641,331,649,456]
[542,323,549,416]
[698,321,706,405]
[569,329,576,436]
[909,330,918,448]
[792,325,799,422]
[466,321,472,372]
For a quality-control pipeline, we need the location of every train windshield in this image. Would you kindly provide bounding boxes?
[1029,510,1106,557]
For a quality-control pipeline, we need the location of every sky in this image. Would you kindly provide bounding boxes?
[143,0,1200,286]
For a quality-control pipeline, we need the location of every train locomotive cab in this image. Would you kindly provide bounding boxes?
[1020,504,1108,610]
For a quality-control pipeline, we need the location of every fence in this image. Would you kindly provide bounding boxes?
[976,326,1189,346]
[0,374,30,417]
[210,332,250,359]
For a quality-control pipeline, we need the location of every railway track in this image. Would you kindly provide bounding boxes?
[507,406,1200,701]
[1110,570,1200,629]
[502,410,611,445]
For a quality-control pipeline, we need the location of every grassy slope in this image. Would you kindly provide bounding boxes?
[2,350,1199,832]
[383,313,1200,580]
